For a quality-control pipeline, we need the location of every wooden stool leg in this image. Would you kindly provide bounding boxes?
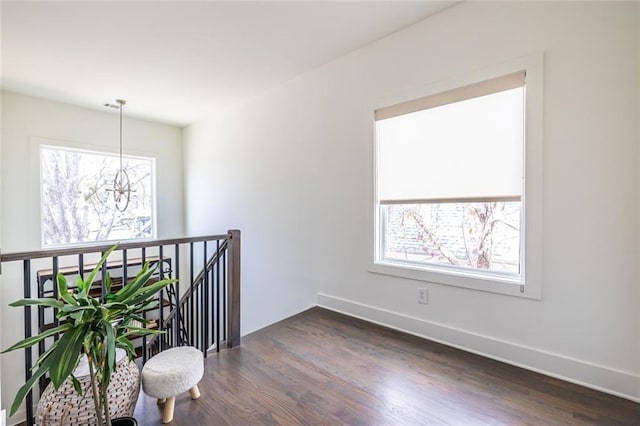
[157,398,166,405]
[162,396,176,424]
[189,385,201,400]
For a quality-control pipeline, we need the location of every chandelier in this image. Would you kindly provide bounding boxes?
[105,99,133,212]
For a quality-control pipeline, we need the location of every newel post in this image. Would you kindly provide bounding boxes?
[227,229,241,347]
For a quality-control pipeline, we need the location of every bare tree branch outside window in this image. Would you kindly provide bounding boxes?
[382,201,520,275]
[40,146,155,246]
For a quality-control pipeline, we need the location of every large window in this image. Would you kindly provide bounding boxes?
[40,145,156,246]
[373,58,543,298]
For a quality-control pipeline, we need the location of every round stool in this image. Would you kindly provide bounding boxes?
[141,346,204,423]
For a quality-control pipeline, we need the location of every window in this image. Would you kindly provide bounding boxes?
[40,145,156,246]
[372,56,543,298]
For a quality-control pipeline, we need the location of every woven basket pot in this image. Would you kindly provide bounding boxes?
[36,350,140,426]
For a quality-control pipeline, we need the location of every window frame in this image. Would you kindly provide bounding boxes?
[370,53,543,299]
[38,141,158,248]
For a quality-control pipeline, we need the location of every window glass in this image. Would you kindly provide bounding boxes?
[381,201,521,276]
[40,145,155,246]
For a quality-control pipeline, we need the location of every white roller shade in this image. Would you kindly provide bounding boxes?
[376,75,524,203]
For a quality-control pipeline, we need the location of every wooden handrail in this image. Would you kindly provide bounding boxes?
[0,234,229,263]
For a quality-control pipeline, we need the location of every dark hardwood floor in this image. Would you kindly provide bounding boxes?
[134,307,640,425]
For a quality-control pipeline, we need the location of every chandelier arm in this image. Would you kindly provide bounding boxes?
[119,100,123,176]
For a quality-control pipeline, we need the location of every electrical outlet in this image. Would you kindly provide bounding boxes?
[418,287,429,305]
[1,408,6,426]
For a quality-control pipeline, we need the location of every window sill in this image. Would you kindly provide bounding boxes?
[369,261,541,300]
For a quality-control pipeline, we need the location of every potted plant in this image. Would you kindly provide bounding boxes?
[2,245,176,425]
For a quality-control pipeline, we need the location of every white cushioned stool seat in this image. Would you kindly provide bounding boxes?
[142,346,204,423]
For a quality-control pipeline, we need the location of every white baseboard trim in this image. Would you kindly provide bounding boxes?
[317,293,640,403]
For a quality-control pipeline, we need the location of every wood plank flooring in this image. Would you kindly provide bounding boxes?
[133,307,640,425]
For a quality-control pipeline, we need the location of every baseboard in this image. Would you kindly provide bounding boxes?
[317,293,640,403]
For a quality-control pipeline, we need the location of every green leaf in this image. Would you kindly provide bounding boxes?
[103,320,116,376]
[48,325,88,389]
[115,335,136,360]
[117,313,148,329]
[69,311,85,324]
[9,298,64,309]
[33,343,57,369]
[127,278,176,306]
[138,300,159,311]
[57,273,78,306]
[71,375,83,395]
[75,286,88,300]
[59,304,97,315]
[125,326,165,337]
[83,245,118,292]
[100,302,129,311]
[1,323,71,353]
[76,274,85,293]
[114,263,156,301]
[104,273,112,295]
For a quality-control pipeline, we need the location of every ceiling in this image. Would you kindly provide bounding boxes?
[1,1,455,127]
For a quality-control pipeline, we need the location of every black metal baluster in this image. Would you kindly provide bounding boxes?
[189,242,194,347]
[222,247,227,342]
[122,249,129,351]
[141,247,148,363]
[209,266,214,348]
[23,259,34,426]
[122,250,128,279]
[122,248,128,291]
[174,243,180,346]
[52,257,59,342]
[216,240,221,352]
[78,254,84,281]
[100,251,107,302]
[158,246,164,351]
[36,271,46,395]
[195,277,200,351]
[202,242,208,355]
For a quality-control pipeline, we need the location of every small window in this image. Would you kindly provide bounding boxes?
[40,145,156,246]
[375,71,528,286]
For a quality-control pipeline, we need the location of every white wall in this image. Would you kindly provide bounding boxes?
[184,1,640,400]
[183,108,321,335]
[0,91,184,423]
[0,90,4,426]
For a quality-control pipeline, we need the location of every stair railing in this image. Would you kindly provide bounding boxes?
[0,230,241,426]
[146,231,240,358]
